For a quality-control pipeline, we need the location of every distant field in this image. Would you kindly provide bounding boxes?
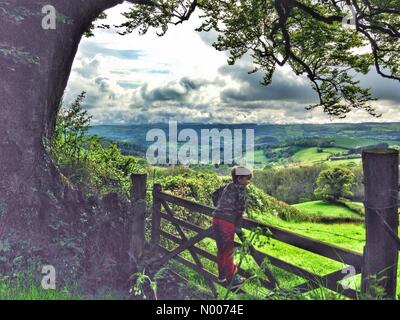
[292,147,347,164]
[333,137,388,149]
[237,138,396,168]
[243,149,269,166]
[325,158,362,167]
[89,124,400,171]
[293,200,361,219]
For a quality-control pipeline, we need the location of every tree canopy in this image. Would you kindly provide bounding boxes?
[103,0,400,118]
[314,167,356,201]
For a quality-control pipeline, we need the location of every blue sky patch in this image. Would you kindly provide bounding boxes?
[79,42,144,60]
[117,81,141,89]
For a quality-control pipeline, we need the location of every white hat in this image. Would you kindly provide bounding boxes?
[234,166,253,176]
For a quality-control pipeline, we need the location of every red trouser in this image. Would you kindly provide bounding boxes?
[212,217,236,281]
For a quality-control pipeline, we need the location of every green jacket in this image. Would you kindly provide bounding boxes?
[212,182,247,224]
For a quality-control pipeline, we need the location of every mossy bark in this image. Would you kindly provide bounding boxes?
[0,0,140,292]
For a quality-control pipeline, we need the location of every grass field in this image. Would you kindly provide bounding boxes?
[293,201,361,219]
[0,273,128,300]
[325,158,362,167]
[237,137,398,169]
[333,137,379,149]
[0,279,83,300]
[243,149,269,166]
[333,137,389,149]
[173,211,400,300]
[292,147,347,164]
[173,216,366,299]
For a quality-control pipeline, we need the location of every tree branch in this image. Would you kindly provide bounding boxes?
[290,0,343,24]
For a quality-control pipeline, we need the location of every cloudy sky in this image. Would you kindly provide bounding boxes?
[64,2,400,125]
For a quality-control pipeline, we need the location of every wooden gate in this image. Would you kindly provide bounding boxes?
[130,148,399,299]
[150,184,363,298]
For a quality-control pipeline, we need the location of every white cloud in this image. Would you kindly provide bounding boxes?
[63,2,400,125]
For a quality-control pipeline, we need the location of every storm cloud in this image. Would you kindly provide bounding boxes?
[219,65,318,103]
[140,77,207,103]
[357,70,400,103]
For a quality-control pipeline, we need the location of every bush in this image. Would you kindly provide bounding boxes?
[50,93,150,198]
[253,165,327,204]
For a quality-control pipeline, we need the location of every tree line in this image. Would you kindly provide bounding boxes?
[253,164,363,205]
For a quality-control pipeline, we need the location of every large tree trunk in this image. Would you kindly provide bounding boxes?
[0,0,139,290]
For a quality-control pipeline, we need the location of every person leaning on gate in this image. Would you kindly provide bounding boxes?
[211,166,252,289]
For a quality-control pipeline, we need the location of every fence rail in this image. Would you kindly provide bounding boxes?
[157,191,363,268]
[151,188,362,299]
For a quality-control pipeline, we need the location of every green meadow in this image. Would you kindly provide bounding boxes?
[292,147,347,164]
[293,201,362,219]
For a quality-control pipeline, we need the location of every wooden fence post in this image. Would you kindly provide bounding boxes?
[130,174,147,261]
[152,184,162,246]
[361,148,399,299]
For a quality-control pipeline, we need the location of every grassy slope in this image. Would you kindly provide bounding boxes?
[0,278,130,300]
[0,281,83,300]
[251,214,400,296]
[333,138,398,148]
[325,158,362,167]
[333,137,386,149]
[246,146,351,169]
[293,200,361,219]
[181,212,400,299]
[292,147,347,164]
[289,137,399,167]
[176,215,367,298]
[242,149,269,166]
[243,139,398,169]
